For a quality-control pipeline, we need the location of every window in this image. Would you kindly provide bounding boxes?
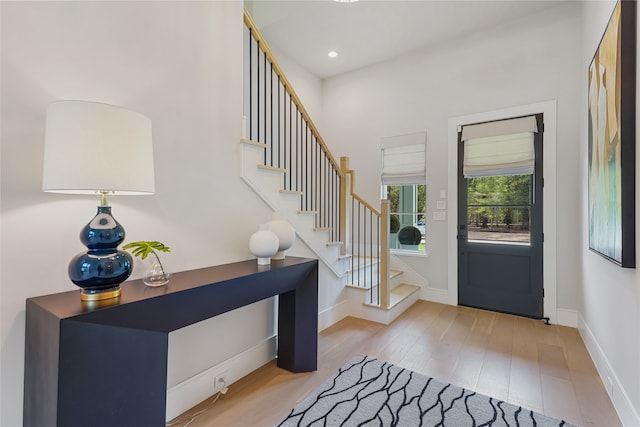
[381,132,427,253]
[386,184,426,252]
[461,115,538,245]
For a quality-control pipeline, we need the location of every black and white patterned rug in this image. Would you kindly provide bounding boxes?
[276,354,577,426]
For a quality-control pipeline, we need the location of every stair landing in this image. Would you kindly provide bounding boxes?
[347,282,420,325]
[389,283,420,308]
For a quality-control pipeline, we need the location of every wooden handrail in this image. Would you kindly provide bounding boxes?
[352,191,381,217]
[243,10,344,178]
[340,157,381,216]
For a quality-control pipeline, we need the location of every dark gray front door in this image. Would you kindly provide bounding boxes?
[457,114,544,319]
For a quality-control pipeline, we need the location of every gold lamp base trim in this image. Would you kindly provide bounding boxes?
[80,287,122,301]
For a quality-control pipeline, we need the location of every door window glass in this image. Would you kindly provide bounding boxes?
[467,175,531,245]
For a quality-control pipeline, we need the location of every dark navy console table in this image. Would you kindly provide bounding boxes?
[24,257,318,427]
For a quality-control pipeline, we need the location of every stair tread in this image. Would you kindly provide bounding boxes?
[390,284,420,307]
[280,189,303,195]
[240,138,266,147]
[347,257,379,269]
[389,269,403,279]
[346,283,373,290]
[360,283,419,308]
[391,283,420,296]
[257,164,287,173]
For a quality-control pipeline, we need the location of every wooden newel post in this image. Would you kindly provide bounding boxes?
[340,157,349,256]
[380,199,390,309]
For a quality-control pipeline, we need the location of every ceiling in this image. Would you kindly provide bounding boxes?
[246,0,568,79]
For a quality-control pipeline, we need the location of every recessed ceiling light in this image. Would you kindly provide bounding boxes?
[334,0,359,2]
[328,50,338,58]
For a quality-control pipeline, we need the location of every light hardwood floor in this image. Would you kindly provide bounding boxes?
[169,300,621,427]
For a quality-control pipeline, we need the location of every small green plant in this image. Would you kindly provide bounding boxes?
[123,241,171,280]
[390,214,400,233]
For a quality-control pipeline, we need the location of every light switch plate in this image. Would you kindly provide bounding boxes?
[436,200,446,210]
[433,211,446,221]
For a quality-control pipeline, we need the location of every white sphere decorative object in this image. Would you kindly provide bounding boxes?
[249,224,279,265]
[268,213,296,260]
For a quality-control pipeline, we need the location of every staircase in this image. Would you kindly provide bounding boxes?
[240,139,348,278]
[242,10,419,324]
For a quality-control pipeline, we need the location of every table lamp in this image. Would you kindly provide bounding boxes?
[42,100,155,301]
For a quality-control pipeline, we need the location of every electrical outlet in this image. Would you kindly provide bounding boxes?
[214,370,229,392]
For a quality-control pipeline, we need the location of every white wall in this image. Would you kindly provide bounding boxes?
[6,1,637,425]
[320,3,583,312]
[0,2,309,425]
[270,45,325,132]
[580,2,640,424]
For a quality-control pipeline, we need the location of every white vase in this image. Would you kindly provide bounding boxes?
[267,213,296,260]
[249,224,279,265]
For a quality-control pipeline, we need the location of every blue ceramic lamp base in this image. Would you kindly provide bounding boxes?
[69,203,132,301]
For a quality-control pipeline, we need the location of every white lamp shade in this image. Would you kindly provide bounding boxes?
[42,100,155,195]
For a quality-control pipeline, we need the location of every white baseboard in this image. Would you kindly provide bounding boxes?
[318,299,349,331]
[166,336,277,421]
[555,308,578,327]
[167,298,351,421]
[578,314,640,427]
[420,286,449,305]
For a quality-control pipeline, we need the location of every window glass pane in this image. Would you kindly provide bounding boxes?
[468,175,531,205]
[466,175,531,245]
[386,184,426,252]
[467,206,531,244]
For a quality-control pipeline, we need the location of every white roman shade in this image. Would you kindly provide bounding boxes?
[381,132,427,185]
[462,115,538,177]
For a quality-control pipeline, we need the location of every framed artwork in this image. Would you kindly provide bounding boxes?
[588,0,636,268]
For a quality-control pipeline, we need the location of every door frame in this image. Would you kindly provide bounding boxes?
[447,101,558,324]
